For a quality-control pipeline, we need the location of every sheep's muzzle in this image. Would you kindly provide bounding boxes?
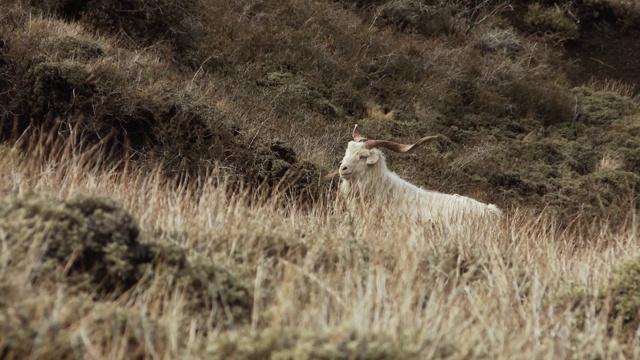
[339,163,353,179]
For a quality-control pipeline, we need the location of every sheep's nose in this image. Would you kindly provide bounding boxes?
[339,164,352,177]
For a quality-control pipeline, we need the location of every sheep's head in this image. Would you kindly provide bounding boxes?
[339,124,438,181]
[339,141,382,181]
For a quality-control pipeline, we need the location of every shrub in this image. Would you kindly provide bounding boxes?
[28,0,203,58]
[607,257,640,340]
[0,292,177,359]
[21,61,96,118]
[525,3,579,40]
[0,192,254,326]
[0,293,93,359]
[0,192,145,294]
[206,326,453,360]
[377,0,461,37]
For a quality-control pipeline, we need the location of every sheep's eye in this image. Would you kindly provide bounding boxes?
[359,154,368,160]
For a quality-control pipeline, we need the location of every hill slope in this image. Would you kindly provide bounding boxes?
[3,0,640,222]
[2,1,640,358]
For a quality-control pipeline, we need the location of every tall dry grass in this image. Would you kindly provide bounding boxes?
[1,126,640,359]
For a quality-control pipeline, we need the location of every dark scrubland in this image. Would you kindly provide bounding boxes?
[2,0,640,358]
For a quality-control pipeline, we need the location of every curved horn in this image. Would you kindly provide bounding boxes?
[363,136,439,152]
[352,124,367,142]
[352,124,438,152]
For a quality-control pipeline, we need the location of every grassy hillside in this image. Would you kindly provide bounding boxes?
[2,0,640,358]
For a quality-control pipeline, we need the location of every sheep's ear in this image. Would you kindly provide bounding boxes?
[366,152,379,165]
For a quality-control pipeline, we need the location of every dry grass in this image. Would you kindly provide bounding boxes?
[596,153,624,172]
[2,2,640,357]
[1,129,640,359]
[586,78,638,99]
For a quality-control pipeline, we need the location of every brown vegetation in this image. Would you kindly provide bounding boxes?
[1,0,640,358]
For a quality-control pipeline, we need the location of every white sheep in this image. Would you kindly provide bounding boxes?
[339,124,502,224]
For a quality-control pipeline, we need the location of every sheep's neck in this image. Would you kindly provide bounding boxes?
[357,160,400,200]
